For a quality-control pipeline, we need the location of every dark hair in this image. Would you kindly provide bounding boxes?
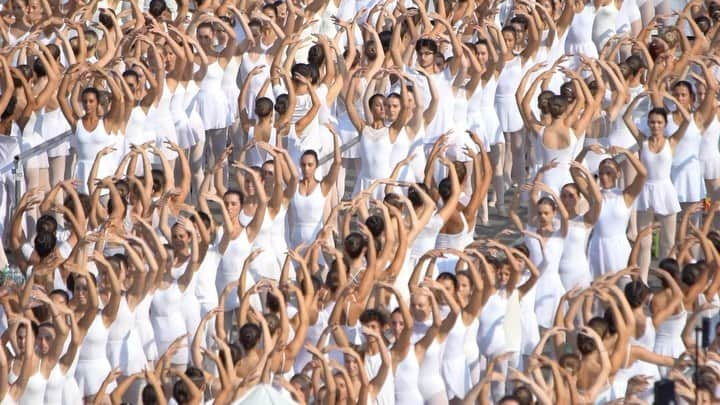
[1,95,16,120]
[291,63,319,84]
[368,94,386,113]
[624,280,650,308]
[255,97,274,117]
[142,383,160,405]
[301,150,319,165]
[538,90,554,115]
[415,38,438,53]
[672,80,695,103]
[81,87,100,101]
[625,54,646,76]
[238,323,262,351]
[275,93,289,114]
[438,177,453,202]
[695,15,712,33]
[343,232,367,259]
[549,94,569,118]
[408,183,430,208]
[37,214,58,234]
[32,57,46,78]
[359,308,389,327]
[681,262,704,286]
[437,272,458,291]
[498,395,523,405]
[49,289,70,303]
[365,215,385,238]
[35,231,57,259]
[148,0,167,17]
[648,107,668,124]
[658,257,680,288]
[122,69,140,82]
[223,189,244,204]
[509,15,529,31]
[383,193,403,210]
[308,44,325,67]
[512,386,534,405]
[537,196,557,211]
[561,183,580,196]
[66,272,97,293]
[599,157,620,173]
[560,81,576,103]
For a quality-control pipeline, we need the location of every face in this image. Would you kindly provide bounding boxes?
[343,354,360,377]
[223,194,242,218]
[672,85,693,108]
[164,47,176,71]
[276,2,287,19]
[300,154,317,179]
[457,274,472,302]
[496,265,511,288]
[363,320,382,344]
[437,278,456,304]
[598,162,617,189]
[647,112,667,136]
[37,326,55,355]
[196,27,214,49]
[50,293,67,307]
[560,186,579,211]
[502,31,516,50]
[81,92,99,115]
[74,277,89,305]
[475,43,489,65]
[417,46,435,68]
[411,294,431,321]
[370,97,385,121]
[537,202,555,227]
[25,0,43,23]
[244,175,256,196]
[171,224,190,251]
[250,23,262,39]
[124,75,139,99]
[334,374,348,400]
[216,28,228,46]
[385,97,401,121]
[390,312,405,339]
[364,42,377,61]
[511,23,525,43]
[404,92,416,111]
[16,326,27,354]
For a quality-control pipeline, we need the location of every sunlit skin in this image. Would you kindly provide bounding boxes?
[164,45,177,72]
[411,293,432,321]
[196,26,215,53]
[390,311,405,340]
[343,353,360,378]
[73,277,90,307]
[369,96,385,122]
[16,326,27,355]
[385,97,401,122]
[171,224,191,256]
[24,0,44,24]
[417,46,435,69]
[537,202,556,229]
[502,31,517,59]
[436,277,456,306]
[672,85,693,110]
[37,326,56,356]
[456,273,472,306]
[223,193,242,219]
[647,112,667,138]
[300,154,317,180]
[81,92,99,118]
[597,162,619,189]
[496,265,511,289]
[334,373,349,402]
[475,43,490,66]
[560,186,580,214]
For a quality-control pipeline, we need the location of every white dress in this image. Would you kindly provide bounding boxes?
[39,107,71,158]
[668,115,706,203]
[193,61,231,130]
[150,282,189,365]
[75,312,116,397]
[171,82,204,149]
[354,125,394,197]
[653,308,687,376]
[467,77,503,146]
[247,209,282,281]
[559,217,593,289]
[21,112,49,170]
[9,363,46,405]
[699,118,720,180]
[148,82,179,160]
[537,128,578,194]
[106,295,146,374]
[216,229,253,311]
[565,3,599,66]
[588,188,632,278]
[637,140,681,215]
[527,227,566,328]
[245,127,277,167]
[364,350,395,405]
[133,293,158,361]
[170,261,202,351]
[592,1,619,51]
[393,346,423,405]
[441,314,471,399]
[237,53,271,119]
[221,57,241,122]
[71,119,117,194]
[288,183,326,248]
[494,56,525,133]
[411,320,446,400]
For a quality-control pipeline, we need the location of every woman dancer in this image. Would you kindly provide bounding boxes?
[624,95,691,280]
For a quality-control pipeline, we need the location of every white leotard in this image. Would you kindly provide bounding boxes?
[354,125,393,197]
[559,217,593,289]
[411,319,446,400]
[393,346,423,405]
[216,229,254,310]
[150,282,189,365]
[106,295,146,374]
[288,183,326,248]
[588,187,632,278]
[637,139,681,215]
[72,119,117,194]
[75,312,115,397]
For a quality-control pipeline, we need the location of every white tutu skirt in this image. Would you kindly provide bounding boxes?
[636,180,681,215]
[175,103,205,150]
[75,159,115,194]
[494,94,524,133]
[337,113,360,159]
[533,272,565,328]
[135,318,158,362]
[21,131,49,169]
[41,109,72,158]
[75,358,116,397]
[559,258,593,290]
[671,158,706,202]
[107,330,147,375]
[469,107,503,146]
[193,88,231,130]
[702,156,720,180]
[588,233,631,278]
[151,315,189,365]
